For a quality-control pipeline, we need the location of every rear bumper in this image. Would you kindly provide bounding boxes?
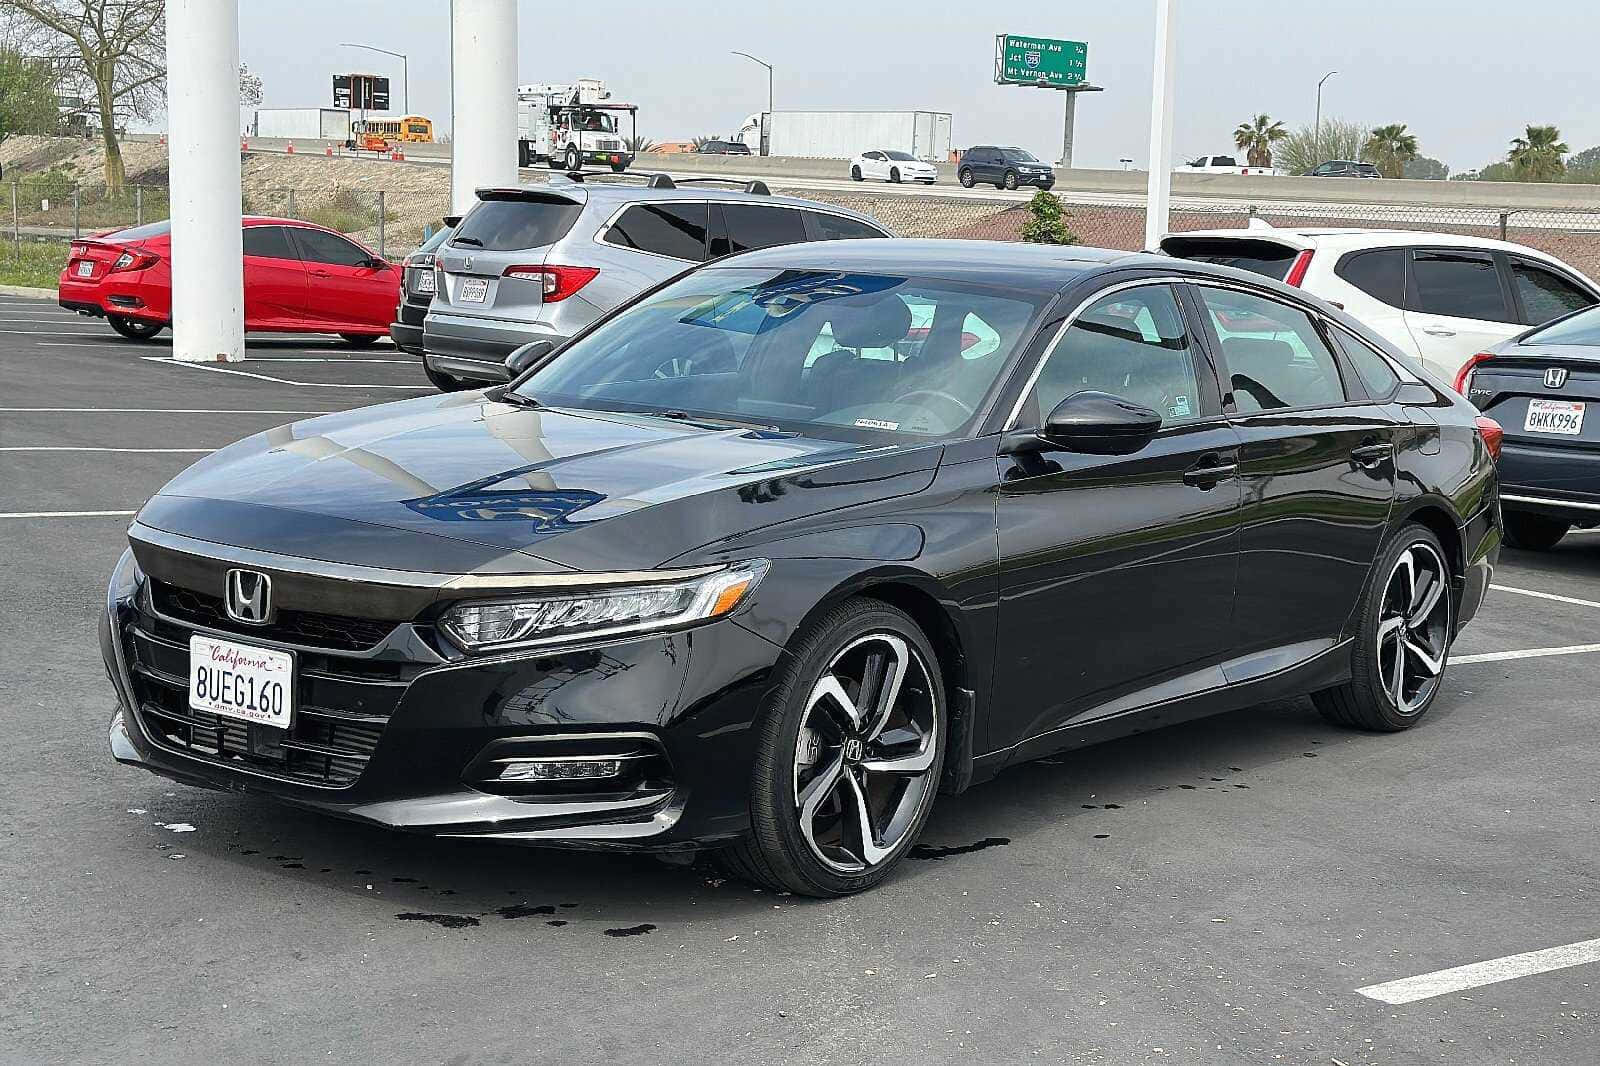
[424,310,568,383]
[1498,439,1600,524]
[59,276,165,322]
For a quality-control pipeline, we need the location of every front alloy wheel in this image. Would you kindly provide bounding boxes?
[1315,526,1452,731]
[720,600,946,896]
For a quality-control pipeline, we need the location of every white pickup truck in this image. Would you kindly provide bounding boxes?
[1179,154,1279,176]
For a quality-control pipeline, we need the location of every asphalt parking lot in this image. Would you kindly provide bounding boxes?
[3,291,1597,1065]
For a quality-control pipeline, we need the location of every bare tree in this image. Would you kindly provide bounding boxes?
[12,0,165,191]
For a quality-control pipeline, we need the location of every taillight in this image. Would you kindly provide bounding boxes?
[110,249,158,273]
[1284,249,1314,287]
[1453,352,1493,395]
[504,265,599,302]
[1474,415,1503,461]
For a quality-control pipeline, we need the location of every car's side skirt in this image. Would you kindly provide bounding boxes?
[972,638,1354,782]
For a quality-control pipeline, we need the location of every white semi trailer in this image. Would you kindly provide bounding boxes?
[738,110,952,161]
[252,108,351,142]
[516,79,638,172]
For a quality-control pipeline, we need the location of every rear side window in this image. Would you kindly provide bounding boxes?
[1408,250,1511,322]
[289,228,371,267]
[720,205,808,254]
[1198,287,1348,411]
[1336,248,1405,306]
[1510,257,1596,325]
[1162,237,1299,281]
[452,196,583,252]
[603,203,709,261]
[1329,326,1401,397]
[810,212,887,241]
[242,226,296,260]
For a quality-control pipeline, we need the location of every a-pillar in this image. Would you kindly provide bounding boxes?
[165,0,244,362]
[451,0,519,216]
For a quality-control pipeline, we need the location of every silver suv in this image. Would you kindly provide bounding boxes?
[421,175,892,389]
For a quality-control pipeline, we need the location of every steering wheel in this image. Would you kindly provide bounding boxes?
[893,389,974,424]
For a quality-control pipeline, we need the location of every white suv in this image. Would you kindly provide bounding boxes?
[1162,226,1600,382]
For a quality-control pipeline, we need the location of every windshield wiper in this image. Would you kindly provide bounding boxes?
[641,408,778,432]
[451,235,484,248]
[490,388,540,409]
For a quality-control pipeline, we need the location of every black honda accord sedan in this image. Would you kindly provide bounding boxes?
[103,239,1501,896]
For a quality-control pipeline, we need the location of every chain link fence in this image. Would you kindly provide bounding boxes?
[8,176,1600,285]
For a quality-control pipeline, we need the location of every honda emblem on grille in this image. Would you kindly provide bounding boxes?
[1545,367,1569,389]
[225,569,273,625]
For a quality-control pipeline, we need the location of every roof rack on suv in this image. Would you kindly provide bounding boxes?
[669,177,771,196]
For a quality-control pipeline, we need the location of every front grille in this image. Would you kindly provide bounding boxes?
[151,579,396,651]
[125,600,422,788]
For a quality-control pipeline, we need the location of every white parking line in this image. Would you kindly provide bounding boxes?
[1357,937,1600,1005]
[243,357,414,364]
[0,446,213,453]
[0,510,136,519]
[1491,584,1600,610]
[1453,643,1600,665]
[141,357,430,390]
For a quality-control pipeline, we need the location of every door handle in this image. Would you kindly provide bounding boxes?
[1421,327,1456,337]
[1350,443,1393,469]
[1183,456,1240,487]
[310,269,332,278]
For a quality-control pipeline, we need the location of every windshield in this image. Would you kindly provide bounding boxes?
[571,109,616,132]
[415,225,453,254]
[512,267,1047,440]
[1524,305,1600,347]
[1003,149,1039,162]
[884,151,917,161]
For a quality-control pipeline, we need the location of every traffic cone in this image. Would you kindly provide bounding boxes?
[325,144,334,156]
[286,141,295,155]
[240,138,249,151]
[391,150,405,162]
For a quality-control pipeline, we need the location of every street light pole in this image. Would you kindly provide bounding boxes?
[731,51,773,156]
[1315,70,1337,169]
[342,42,409,114]
[1144,0,1178,251]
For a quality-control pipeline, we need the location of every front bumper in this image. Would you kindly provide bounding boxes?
[102,546,782,850]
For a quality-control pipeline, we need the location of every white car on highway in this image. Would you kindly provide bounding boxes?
[1161,225,1600,383]
[850,150,938,184]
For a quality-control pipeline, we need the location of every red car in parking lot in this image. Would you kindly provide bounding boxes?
[58,216,402,346]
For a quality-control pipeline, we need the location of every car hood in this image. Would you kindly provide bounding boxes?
[137,392,942,573]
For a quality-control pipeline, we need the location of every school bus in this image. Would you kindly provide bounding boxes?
[354,116,434,143]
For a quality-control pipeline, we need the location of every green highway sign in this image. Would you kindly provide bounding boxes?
[995,34,1089,88]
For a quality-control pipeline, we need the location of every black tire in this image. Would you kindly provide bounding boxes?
[565,146,580,172]
[1003,170,1019,191]
[610,163,627,173]
[1314,525,1453,732]
[1503,510,1570,551]
[108,315,162,342]
[517,140,531,168]
[340,333,380,348]
[423,362,473,393]
[889,167,901,184]
[717,598,947,897]
[958,167,975,188]
[850,165,863,181]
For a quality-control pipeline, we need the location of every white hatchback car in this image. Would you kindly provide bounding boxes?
[1161,226,1600,383]
[850,150,938,184]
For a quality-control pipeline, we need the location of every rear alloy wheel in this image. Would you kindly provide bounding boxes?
[958,168,975,188]
[1002,170,1019,190]
[719,600,945,897]
[850,165,863,181]
[1315,527,1452,731]
[340,333,380,348]
[889,167,901,184]
[108,315,162,342]
[423,362,473,393]
[1503,510,1570,551]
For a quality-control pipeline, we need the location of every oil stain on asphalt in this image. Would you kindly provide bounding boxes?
[395,912,482,929]
[907,837,1010,861]
[604,923,657,938]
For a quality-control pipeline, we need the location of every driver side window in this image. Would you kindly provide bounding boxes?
[1027,284,1204,425]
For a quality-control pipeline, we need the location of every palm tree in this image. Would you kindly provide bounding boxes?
[1509,125,1568,182]
[690,134,717,151]
[1364,124,1420,179]
[625,134,657,154]
[1233,114,1288,169]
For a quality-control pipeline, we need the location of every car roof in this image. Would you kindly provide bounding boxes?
[475,180,886,228]
[1164,226,1570,257]
[702,238,1161,291]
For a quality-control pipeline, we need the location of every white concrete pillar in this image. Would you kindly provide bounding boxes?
[165,0,244,362]
[1144,0,1178,251]
[450,0,519,216]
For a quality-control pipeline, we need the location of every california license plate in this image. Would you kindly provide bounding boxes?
[76,260,94,277]
[415,269,436,295]
[1525,398,1585,436]
[458,277,489,304]
[188,634,294,728]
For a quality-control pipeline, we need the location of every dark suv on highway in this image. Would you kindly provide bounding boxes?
[958,145,1056,191]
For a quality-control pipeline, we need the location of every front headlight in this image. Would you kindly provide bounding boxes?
[439,560,769,652]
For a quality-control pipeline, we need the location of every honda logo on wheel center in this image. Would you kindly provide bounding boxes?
[225,569,274,625]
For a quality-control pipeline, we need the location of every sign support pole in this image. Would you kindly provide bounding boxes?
[1144,0,1178,251]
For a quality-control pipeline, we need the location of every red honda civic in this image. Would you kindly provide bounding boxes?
[58,216,402,346]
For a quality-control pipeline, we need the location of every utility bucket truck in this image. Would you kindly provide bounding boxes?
[517,79,638,172]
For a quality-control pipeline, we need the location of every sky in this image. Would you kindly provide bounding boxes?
[237,0,1600,172]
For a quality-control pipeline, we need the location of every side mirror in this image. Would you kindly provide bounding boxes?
[1003,391,1163,457]
[504,339,555,378]
[365,256,388,270]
